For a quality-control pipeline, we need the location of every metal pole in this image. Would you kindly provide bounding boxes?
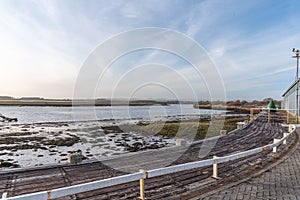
[297,52,299,79]
[286,97,289,124]
[296,85,298,123]
[292,48,299,123]
[297,54,299,123]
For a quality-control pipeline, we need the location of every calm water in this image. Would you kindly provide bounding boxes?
[0,104,224,124]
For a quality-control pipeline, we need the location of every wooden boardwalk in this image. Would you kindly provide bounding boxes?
[0,112,295,199]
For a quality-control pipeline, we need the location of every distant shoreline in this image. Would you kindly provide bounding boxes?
[0,100,171,107]
[193,104,252,114]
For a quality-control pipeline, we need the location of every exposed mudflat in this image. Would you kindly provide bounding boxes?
[0,120,176,168]
[0,113,248,169]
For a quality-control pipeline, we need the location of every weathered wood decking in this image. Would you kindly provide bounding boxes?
[0,112,295,199]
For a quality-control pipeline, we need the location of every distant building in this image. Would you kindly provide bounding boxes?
[282,79,300,116]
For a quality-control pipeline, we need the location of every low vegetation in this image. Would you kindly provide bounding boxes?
[120,117,248,140]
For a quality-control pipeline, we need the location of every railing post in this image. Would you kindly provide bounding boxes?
[287,110,289,124]
[1,192,7,200]
[289,124,294,132]
[273,139,280,153]
[139,170,146,200]
[250,108,254,121]
[212,156,219,179]
[219,130,227,136]
[283,133,288,145]
[268,109,271,124]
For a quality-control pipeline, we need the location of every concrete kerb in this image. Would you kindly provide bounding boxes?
[193,127,300,199]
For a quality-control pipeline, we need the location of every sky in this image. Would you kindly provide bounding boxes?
[0,0,299,101]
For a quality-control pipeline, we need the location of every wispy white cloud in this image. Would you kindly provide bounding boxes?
[0,0,299,100]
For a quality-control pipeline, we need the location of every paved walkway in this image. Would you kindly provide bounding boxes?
[202,134,300,200]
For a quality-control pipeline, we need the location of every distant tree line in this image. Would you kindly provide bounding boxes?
[0,96,45,100]
[197,98,281,107]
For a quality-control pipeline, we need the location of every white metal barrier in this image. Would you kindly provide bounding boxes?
[1,124,296,200]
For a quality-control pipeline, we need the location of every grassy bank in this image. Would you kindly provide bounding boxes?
[120,116,248,140]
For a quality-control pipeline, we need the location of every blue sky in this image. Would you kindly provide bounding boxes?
[0,0,299,101]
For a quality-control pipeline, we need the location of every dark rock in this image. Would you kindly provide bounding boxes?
[0,161,20,168]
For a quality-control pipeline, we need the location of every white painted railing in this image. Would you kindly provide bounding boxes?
[1,124,296,200]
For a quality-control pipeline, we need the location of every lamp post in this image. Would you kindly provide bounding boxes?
[292,48,300,123]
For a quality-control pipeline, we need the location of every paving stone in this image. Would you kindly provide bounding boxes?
[205,135,300,199]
